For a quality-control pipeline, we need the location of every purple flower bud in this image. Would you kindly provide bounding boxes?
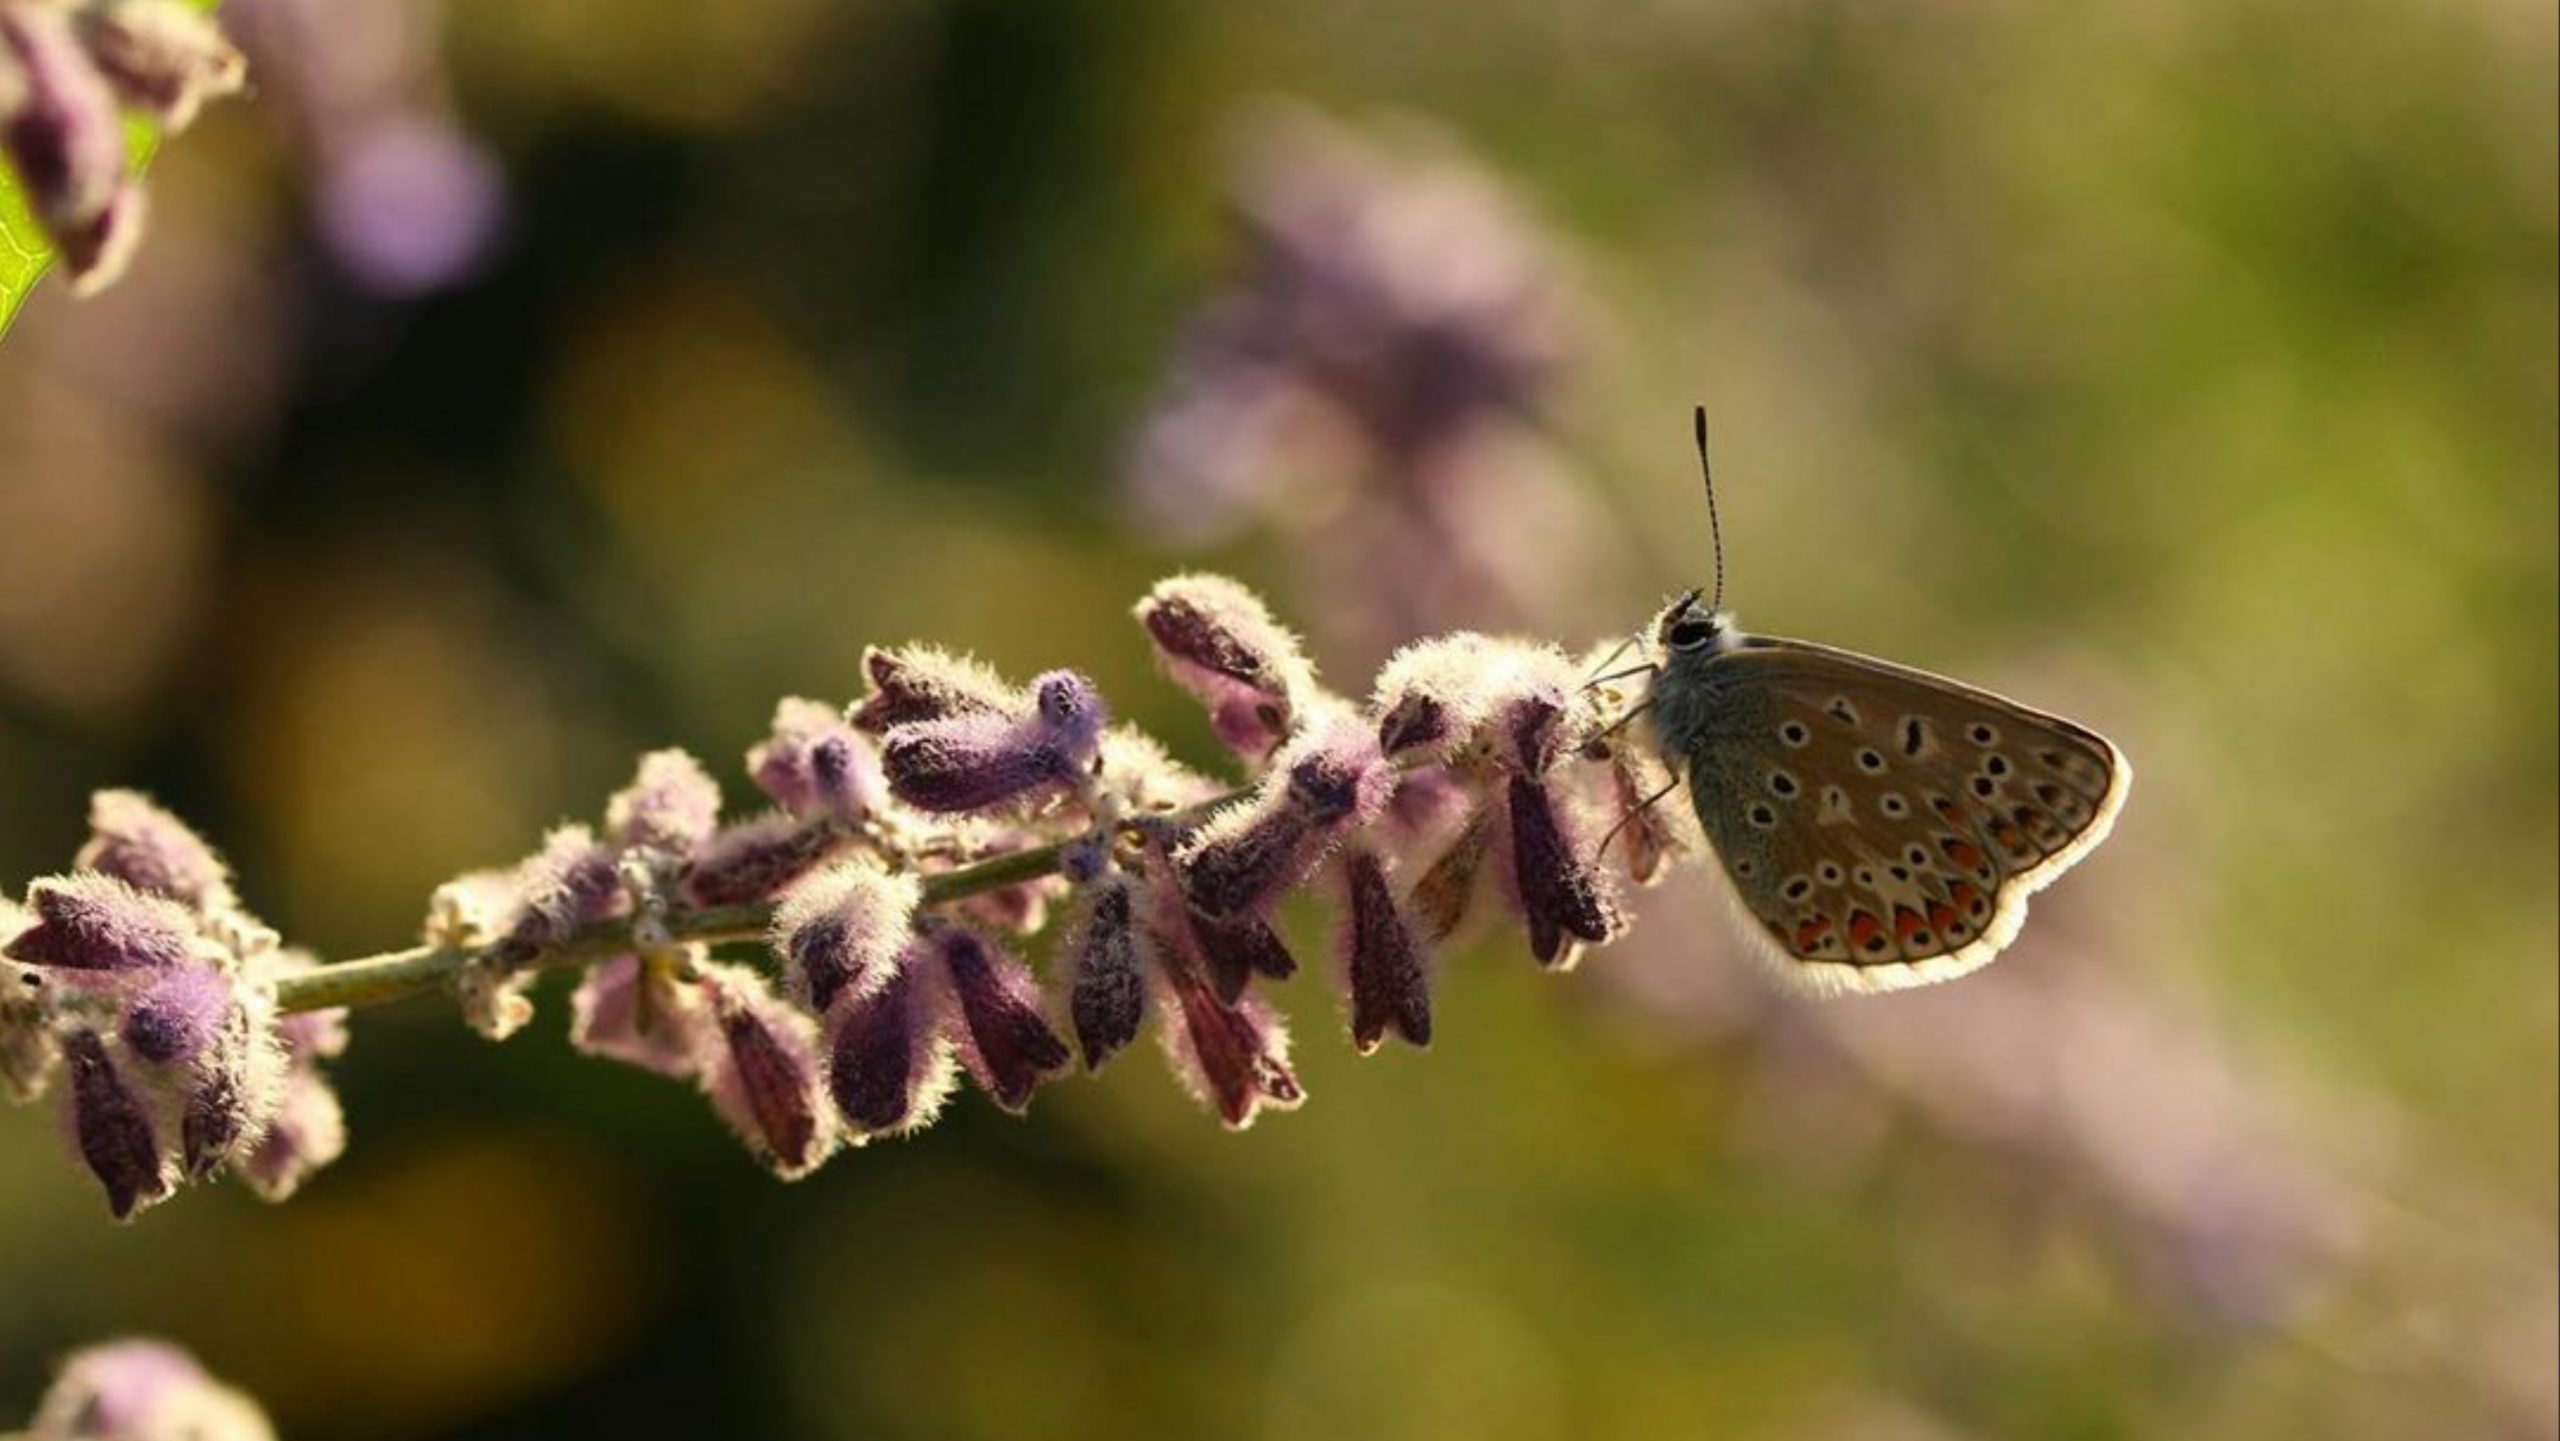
[8,874,198,972]
[851,644,1020,733]
[1154,947,1303,1130]
[1136,573,1316,759]
[826,965,957,1138]
[1341,849,1431,1053]
[236,1067,345,1203]
[680,812,839,908]
[1502,775,1623,966]
[925,926,1069,1114]
[27,1339,275,1441]
[770,858,918,1014]
[699,964,836,1179]
[1177,713,1392,917]
[1190,907,1297,1005]
[1064,879,1146,1069]
[76,790,234,913]
[604,749,722,857]
[569,953,713,1079]
[882,671,1109,815]
[3,959,55,1102]
[0,10,125,253]
[120,963,229,1066]
[71,0,246,132]
[1371,635,1499,758]
[61,1030,173,1221]
[178,1048,251,1180]
[749,697,888,823]
[489,825,623,968]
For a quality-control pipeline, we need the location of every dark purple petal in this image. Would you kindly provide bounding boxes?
[62,1031,171,1221]
[1505,775,1623,966]
[883,714,1081,814]
[1190,908,1297,1005]
[681,813,839,908]
[1342,850,1431,1052]
[1136,574,1313,759]
[1177,801,1315,918]
[825,966,953,1137]
[933,928,1070,1114]
[1065,881,1146,1069]
[1157,951,1303,1130]
[76,790,233,912]
[8,875,196,972]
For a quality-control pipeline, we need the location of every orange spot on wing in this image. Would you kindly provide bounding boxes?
[1847,910,1886,954]
[1928,901,1960,934]
[1949,880,1988,917]
[1943,839,1986,872]
[1793,916,1835,952]
[1893,906,1927,945]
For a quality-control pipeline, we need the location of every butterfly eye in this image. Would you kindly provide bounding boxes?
[1665,616,1720,652]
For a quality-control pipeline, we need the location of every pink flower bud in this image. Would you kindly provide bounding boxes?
[680,812,839,908]
[61,1030,173,1221]
[1371,635,1500,758]
[924,926,1069,1114]
[826,965,957,1138]
[699,964,836,1179]
[749,697,887,823]
[569,953,713,1079]
[770,858,918,1014]
[851,644,1020,733]
[1063,878,1146,1069]
[604,749,722,857]
[236,1067,344,1203]
[1340,849,1431,1053]
[1501,775,1623,966]
[1136,573,1317,760]
[71,0,246,132]
[26,1339,275,1441]
[882,671,1108,815]
[489,825,623,968]
[1176,713,1391,917]
[0,10,125,254]
[76,790,234,914]
[8,874,198,972]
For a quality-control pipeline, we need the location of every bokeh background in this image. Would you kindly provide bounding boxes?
[0,0,2553,1438]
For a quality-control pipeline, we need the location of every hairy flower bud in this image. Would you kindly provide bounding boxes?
[925,926,1069,1114]
[236,1067,344,1203]
[76,790,235,914]
[826,965,957,1138]
[1154,948,1303,1131]
[8,874,198,972]
[570,953,713,1079]
[1341,849,1431,1053]
[119,963,228,1066]
[0,9,128,280]
[851,644,1020,733]
[1176,712,1392,917]
[1136,573,1317,760]
[62,1030,173,1221]
[749,697,887,824]
[680,812,839,908]
[1502,775,1623,966]
[604,749,721,858]
[25,1338,277,1441]
[1372,635,1580,770]
[488,825,623,969]
[72,0,246,131]
[1190,908,1297,1005]
[771,858,918,1014]
[1063,879,1146,1069]
[882,671,1108,815]
[699,964,836,1179]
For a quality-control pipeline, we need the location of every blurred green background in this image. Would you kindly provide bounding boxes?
[0,0,2552,1438]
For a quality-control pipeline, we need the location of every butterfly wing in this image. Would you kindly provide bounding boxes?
[1677,635,2129,993]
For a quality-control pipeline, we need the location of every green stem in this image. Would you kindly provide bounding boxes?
[271,791,1248,1016]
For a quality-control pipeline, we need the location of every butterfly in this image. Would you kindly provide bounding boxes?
[1637,408,2129,994]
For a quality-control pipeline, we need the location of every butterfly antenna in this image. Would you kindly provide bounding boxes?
[1693,405,1727,612]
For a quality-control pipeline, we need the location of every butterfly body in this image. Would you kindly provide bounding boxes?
[1642,594,2128,994]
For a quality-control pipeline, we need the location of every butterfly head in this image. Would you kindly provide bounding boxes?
[1653,589,1738,659]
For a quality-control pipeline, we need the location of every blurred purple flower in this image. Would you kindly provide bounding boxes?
[21,1337,275,1440]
